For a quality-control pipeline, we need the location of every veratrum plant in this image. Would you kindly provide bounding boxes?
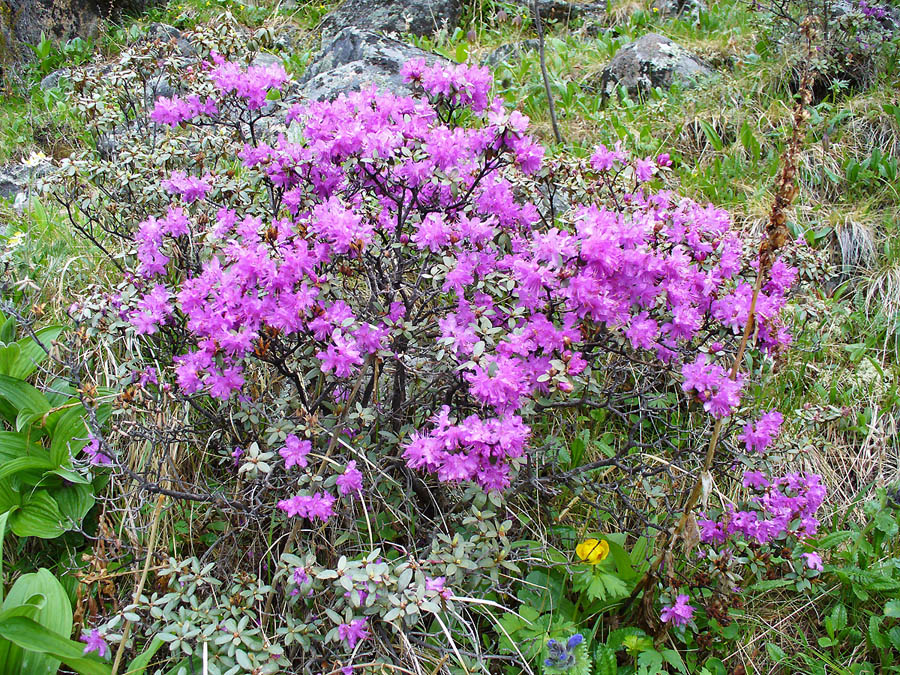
[0,309,109,540]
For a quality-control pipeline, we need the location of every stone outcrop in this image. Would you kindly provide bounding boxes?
[598,33,712,100]
[319,0,461,42]
[299,27,448,101]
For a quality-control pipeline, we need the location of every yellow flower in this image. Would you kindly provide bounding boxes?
[576,538,609,564]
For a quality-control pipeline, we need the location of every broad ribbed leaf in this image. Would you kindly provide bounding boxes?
[0,617,110,675]
[0,569,74,675]
[50,404,110,468]
[0,457,56,482]
[0,376,49,417]
[54,484,95,527]
[9,492,66,539]
[7,326,64,380]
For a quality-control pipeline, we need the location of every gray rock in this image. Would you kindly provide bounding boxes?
[0,160,52,201]
[598,33,713,101]
[319,0,461,42]
[0,166,26,200]
[651,0,707,17]
[143,72,176,103]
[4,0,161,52]
[299,28,449,101]
[531,0,604,24]
[40,68,72,90]
[482,39,541,68]
[141,22,197,57]
[251,52,284,70]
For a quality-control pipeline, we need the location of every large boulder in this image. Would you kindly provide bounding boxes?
[651,0,707,17]
[319,0,461,42]
[2,0,159,49]
[598,33,712,100]
[531,0,604,24]
[298,27,449,101]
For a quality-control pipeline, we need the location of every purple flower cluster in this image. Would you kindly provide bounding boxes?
[336,461,363,496]
[150,94,218,126]
[209,52,287,110]
[280,434,311,469]
[338,618,369,649]
[402,58,492,113]
[739,409,784,453]
[404,406,530,491]
[681,355,744,419]
[660,594,695,627]
[858,0,888,19]
[699,471,826,545]
[83,435,112,466]
[131,58,796,492]
[276,491,336,522]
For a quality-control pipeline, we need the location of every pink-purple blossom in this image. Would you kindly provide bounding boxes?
[81,629,108,658]
[280,434,311,470]
[338,618,369,649]
[277,491,336,522]
[660,594,694,627]
[336,461,363,496]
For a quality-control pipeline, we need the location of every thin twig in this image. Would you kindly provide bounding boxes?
[534,0,563,144]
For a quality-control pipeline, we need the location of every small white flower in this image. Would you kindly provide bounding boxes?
[23,151,49,168]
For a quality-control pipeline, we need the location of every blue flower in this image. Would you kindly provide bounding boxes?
[544,633,583,670]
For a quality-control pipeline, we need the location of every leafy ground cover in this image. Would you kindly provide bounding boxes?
[1,0,899,673]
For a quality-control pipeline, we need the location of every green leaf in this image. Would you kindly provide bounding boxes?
[605,539,636,579]
[0,456,56,482]
[765,643,786,661]
[0,480,20,514]
[0,316,15,344]
[0,346,21,381]
[0,617,110,675]
[54,483,95,526]
[660,648,689,674]
[0,375,49,417]
[698,120,724,151]
[884,599,900,618]
[0,568,74,675]
[595,644,617,675]
[868,615,888,649]
[50,404,109,468]
[10,491,66,539]
[124,636,166,675]
[830,603,848,632]
[815,530,853,549]
[0,511,7,603]
[7,326,64,380]
[0,432,42,463]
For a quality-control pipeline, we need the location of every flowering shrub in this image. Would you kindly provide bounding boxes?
[48,23,821,673]
[753,0,900,91]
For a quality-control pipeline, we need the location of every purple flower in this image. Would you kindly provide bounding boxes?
[739,410,784,453]
[660,594,694,627]
[280,434,311,470]
[161,170,212,203]
[336,461,363,496]
[338,618,369,649]
[277,491,336,522]
[801,551,824,571]
[83,436,112,466]
[635,157,656,182]
[81,629,108,658]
